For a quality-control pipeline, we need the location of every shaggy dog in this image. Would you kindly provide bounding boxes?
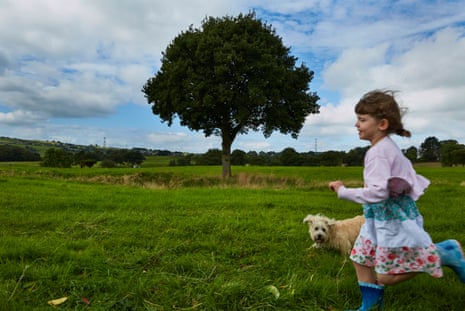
[303,214,365,255]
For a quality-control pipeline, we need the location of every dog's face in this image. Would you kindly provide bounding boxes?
[303,215,334,245]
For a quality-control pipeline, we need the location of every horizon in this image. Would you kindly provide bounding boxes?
[1,134,456,156]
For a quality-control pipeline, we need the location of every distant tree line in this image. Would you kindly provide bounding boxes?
[0,145,41,161]
[1,136,465,167]
[40,148,145,168]
[170,136,465,167]
[170,147,364,167]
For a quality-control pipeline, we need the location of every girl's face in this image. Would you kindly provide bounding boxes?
[355,113,388,145]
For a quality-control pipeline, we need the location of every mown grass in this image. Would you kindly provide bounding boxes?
[0,163,464,310]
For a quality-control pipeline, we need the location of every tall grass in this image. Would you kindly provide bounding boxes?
[0,163,464,310]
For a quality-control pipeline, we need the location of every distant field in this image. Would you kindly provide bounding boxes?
[0,163,464,310]
[141,156,173,167]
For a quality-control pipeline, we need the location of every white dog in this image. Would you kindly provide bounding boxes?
[303,214,365,255]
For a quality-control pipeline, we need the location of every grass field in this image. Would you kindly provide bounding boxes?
[0,162,464,310]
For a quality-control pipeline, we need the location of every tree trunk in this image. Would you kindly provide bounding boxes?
[221,135,232,178]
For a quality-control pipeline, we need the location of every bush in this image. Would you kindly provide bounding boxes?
[41,148,73,168]
[100,159,116,168]
[0,145,41,161]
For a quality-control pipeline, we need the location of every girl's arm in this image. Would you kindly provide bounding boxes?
[333,153,390,204]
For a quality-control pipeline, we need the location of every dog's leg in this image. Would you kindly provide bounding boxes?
[343,241,353,256]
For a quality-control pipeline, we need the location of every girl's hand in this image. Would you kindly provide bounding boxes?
[329,181,343,192]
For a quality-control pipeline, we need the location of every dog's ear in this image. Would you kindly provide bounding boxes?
[303,215,313,224]
[326,219,337,227]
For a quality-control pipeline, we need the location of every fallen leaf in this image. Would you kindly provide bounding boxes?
[82,297,91,305]
[47,297,68,306]
[265,285,280,299]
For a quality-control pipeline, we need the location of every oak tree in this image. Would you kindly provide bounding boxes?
[142,12,319,177]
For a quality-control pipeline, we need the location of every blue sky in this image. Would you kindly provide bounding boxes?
[1,0,465,153]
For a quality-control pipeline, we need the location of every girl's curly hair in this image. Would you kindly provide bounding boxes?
[355,89,411,137]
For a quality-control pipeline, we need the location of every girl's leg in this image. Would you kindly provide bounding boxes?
[353,262,376,284]
[377,272,419,286]
[349,262,384,311]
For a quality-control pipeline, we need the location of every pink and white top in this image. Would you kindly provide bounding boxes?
[337,136,430,204]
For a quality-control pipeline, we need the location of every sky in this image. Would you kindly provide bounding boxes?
[1,0,465,153]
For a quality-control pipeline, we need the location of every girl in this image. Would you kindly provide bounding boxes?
[328,90,465,311]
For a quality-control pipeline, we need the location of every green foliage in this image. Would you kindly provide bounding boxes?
[41,148,73,168]
[419,136,441,162]
[280,147,302,166]
[100,159,116,168]
[0,145,41,161]
[195,149,222,165]
[143,12,319,137]
[440,139,465,167]
[1,164,464,309]
[73,150,101,168]
[105,149,146,167]
[231,149,247,165]
[344,146,369,166]
[404,146,418,163]
[169,155,193,167]
[451,148,465,166]
[319,150,345,166]
[172,149,365,168]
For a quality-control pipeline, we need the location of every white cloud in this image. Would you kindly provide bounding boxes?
[317,26,465,150]
[0,110,47,126]
[0,0,242,116]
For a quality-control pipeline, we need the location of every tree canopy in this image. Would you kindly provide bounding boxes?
[419,136,441,162]
[0,145,40,162]
[142,12,319,177]
[41,148,73,168]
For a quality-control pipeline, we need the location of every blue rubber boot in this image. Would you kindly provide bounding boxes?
[435,239,465,283]
[346,282,384,311]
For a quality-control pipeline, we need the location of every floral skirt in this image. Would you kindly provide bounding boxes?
[349,196,443,278]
